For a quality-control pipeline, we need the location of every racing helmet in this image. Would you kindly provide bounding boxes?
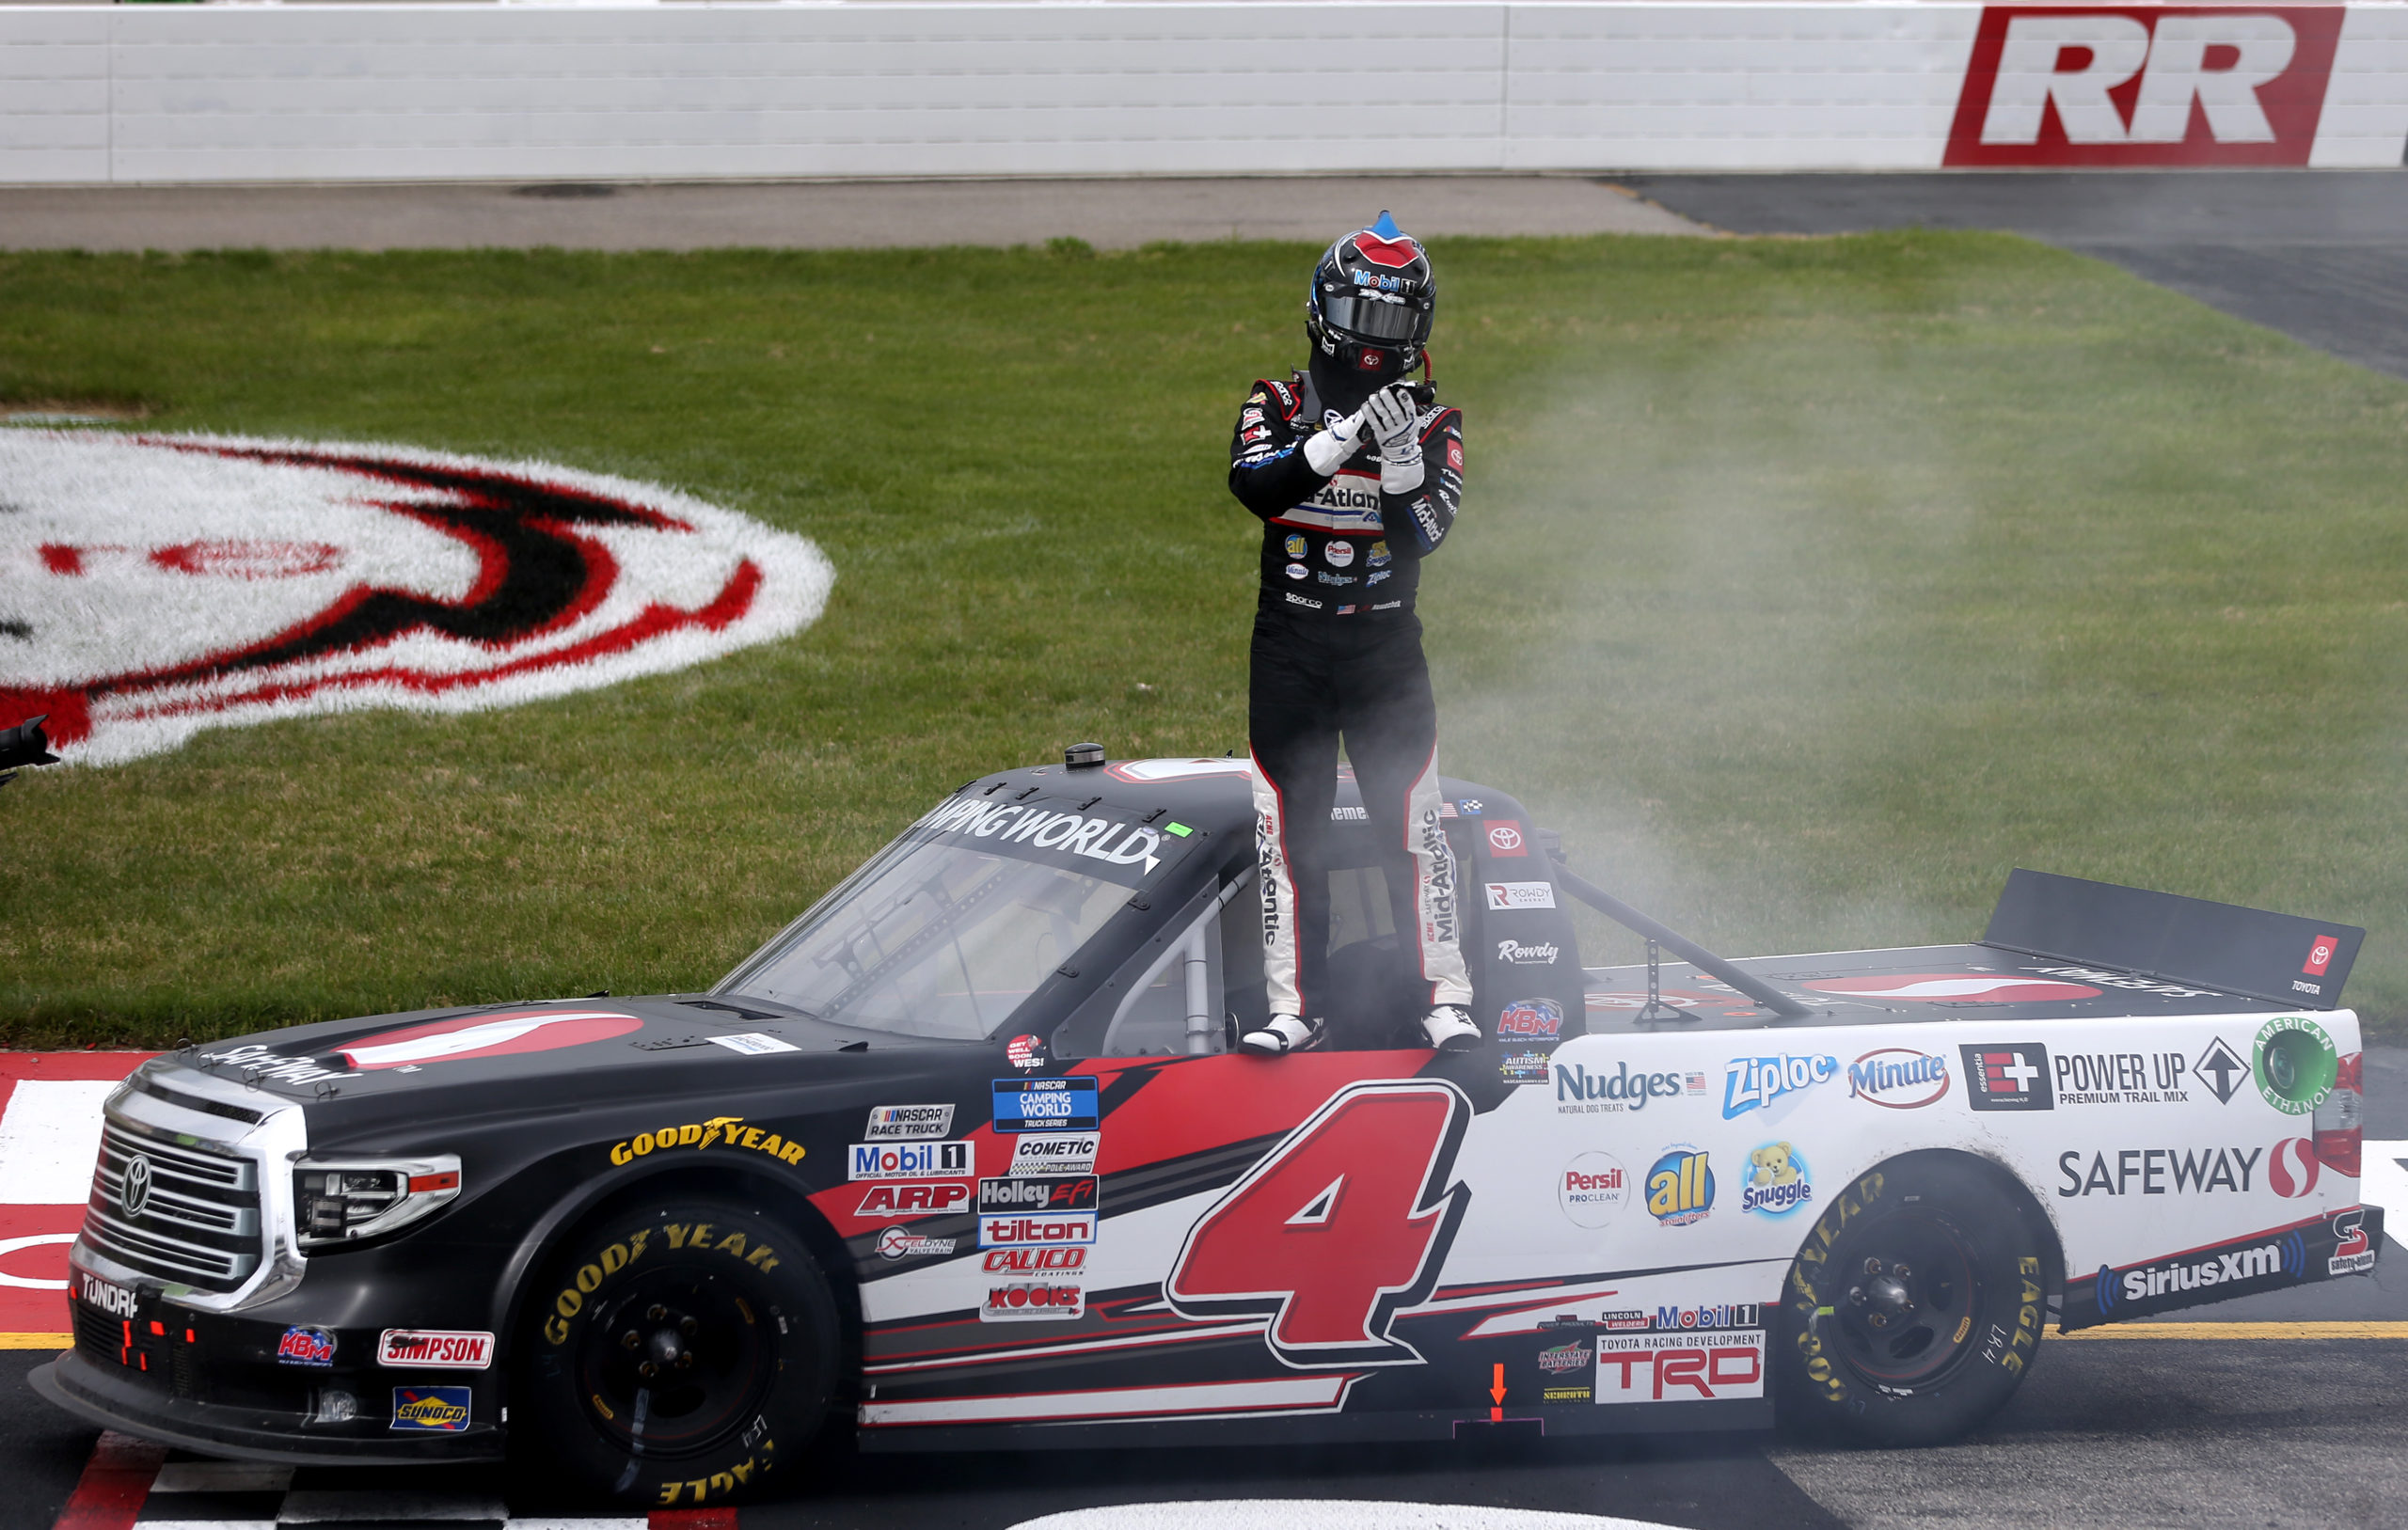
[1307,211,1435,380]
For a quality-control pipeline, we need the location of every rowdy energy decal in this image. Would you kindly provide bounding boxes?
[0,432,834,765]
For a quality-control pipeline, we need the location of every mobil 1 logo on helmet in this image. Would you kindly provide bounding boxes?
[1944,6,2344,167]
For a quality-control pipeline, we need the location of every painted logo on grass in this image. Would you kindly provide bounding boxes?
[0,432,834,765]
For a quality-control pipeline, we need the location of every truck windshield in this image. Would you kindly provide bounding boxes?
[717,794,1165,1040]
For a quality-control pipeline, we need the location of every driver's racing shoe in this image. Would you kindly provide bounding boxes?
[1422,1005,1481,1052]
[1240,1014,1324,1056]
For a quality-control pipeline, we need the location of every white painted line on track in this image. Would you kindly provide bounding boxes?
[276,1494,510,1523]
[148,1465,296,1494]
[1007,1505,1684,1530]
[0,1080,116,1203]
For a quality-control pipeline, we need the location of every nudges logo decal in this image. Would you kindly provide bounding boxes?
[0,432,833,765]
[1943,6,2344,168]
[1722,1053,1836,1119]
[1556,1060,1688,1115]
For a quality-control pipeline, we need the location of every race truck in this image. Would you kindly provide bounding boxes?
[35,749,2381,1503]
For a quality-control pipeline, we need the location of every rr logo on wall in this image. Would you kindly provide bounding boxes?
[0,432,834,765]
[1945,7,2345,166]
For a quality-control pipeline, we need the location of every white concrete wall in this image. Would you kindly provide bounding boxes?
[0,2,2401,185]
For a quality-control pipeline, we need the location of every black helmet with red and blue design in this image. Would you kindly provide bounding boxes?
[1306,211,1435,383]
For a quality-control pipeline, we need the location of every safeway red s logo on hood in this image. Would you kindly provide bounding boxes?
[0,432,833,765]
[1944,7,2343,166]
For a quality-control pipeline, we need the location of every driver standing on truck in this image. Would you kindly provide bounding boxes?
[1225,212,1480,1057]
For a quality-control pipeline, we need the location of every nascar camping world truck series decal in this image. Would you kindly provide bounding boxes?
[0,432,834,764]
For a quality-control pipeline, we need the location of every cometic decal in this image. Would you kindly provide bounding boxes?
[0,432,833,765]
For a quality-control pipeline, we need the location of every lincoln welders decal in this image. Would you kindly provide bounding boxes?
[0,432,834,765]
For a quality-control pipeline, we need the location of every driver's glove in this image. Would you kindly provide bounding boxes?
[1302,405,1368,476]
[1364,385,1424,495]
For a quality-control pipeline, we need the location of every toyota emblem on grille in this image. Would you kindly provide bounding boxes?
[120,1154,154,1217]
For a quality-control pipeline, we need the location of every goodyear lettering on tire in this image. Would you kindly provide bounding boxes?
[1787,1171,1885,1408]
[542,1220,784,1346]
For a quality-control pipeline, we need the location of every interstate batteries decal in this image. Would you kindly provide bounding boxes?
[0,432,834,765]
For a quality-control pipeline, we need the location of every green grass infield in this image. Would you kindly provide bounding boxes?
[4,230,2405,1046]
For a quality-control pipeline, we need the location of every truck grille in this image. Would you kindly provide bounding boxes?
[84,1123,262,1293]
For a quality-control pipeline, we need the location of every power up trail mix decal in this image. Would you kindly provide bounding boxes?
[0,432,834,765]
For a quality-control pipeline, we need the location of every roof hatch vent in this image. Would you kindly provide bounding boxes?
[1063,741,1106,770]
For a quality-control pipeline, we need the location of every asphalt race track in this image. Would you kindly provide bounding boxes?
[4,1051,2404,1530]
[1623,171,2408,385]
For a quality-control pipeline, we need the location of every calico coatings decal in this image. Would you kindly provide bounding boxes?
[0,432,834,765]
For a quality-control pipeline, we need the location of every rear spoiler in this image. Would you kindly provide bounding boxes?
[1981,869,2364,1011]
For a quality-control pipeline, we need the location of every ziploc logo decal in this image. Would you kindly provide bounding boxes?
[992,1076,1100,1133]
[1723,1053,1836,1119]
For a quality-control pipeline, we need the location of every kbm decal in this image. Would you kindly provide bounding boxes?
[2254,1017,2337,1116]
[611,1115,805,1167]
[1594,1331,1765,1402]
[1846,1048,1950,1109]
[0,432,832,766]
[991,1077,1100,1133]
[1646,1147,1715,1227]
[389,1385,472,1432]
[2089,1226,2307,1318]
[1943,7,2344,167]
[2057,1145,2262,1196]
[1742,1143,1813,1217]
[1722,1053,1836,1119]
[1497,998,1562,1040]
[276,1327,335,1368]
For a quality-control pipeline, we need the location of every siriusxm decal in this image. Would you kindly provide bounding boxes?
[1723,1053,1838,1119]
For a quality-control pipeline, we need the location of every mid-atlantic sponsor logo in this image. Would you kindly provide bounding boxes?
[2094,1227,2306,1317]
[1594,1331,1764,1403]
[982,1245,1086,1274]
[875,1228,958,1261]
[1007,1133,1099,1175]
[1555,1061,1689,1115]
[1741,1142,1813,1217]
[1497,939,1560,967]
[613,1115,805,1167]
[977,1175,1098,1213]
[1646,1146,1714,1226]
[2057,1145,2262,1197]
[2054,1049,2194,1105]
[377,1330,495,1370]
[1722,1053,1836,1119]
[992,1076,1101,1133]
[848,1140,972,1180]
[982,1281,1085,1322]
[1962,1044,2054,1111]
[1497,998,1562,1040]
[276,1326,336,1368]
[855,1181,973,1218]
[1846,1048,1950,1109]
[863,1103,954,1141]
[1419,807,1459,948]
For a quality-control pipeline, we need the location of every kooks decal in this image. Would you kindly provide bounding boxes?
[0,432,833,764]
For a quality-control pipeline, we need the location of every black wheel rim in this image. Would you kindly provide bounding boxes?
[575,1265,774,1457]
[1830,1209,1984,1392]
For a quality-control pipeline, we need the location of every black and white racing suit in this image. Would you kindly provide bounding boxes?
[1228,371,1475,1023]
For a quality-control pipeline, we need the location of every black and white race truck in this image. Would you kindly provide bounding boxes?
[36,750,2380,1504]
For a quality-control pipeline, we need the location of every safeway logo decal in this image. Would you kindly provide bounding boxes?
[0,432,834,765]
[1944,8,2344,167]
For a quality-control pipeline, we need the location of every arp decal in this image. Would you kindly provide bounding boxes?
[1943,7,2345,167]
[1165,1080,1472,1367]
[0,432,833,765]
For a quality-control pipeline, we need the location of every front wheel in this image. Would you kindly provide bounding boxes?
[515,1197,841,1505]
[1774,1154,2050,1447]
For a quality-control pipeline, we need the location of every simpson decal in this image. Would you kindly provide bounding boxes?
[0,432,834,765]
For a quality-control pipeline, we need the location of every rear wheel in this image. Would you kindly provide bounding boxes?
[515,1197,840,1505]
[1774,1155,2049,1446]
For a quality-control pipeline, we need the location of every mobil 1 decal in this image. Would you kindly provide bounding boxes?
[1166,1080,1471,1367]
[991,1076,1100,1133]
[0,432,832,765]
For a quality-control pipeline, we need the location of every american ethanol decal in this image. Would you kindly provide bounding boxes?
[0,432,834,764]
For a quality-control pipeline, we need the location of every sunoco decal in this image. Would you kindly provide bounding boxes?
[0,432,833,765]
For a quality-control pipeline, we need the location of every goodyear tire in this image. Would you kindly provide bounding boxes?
[515,1198,840,1506]
[1774,1155,2049,1447]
